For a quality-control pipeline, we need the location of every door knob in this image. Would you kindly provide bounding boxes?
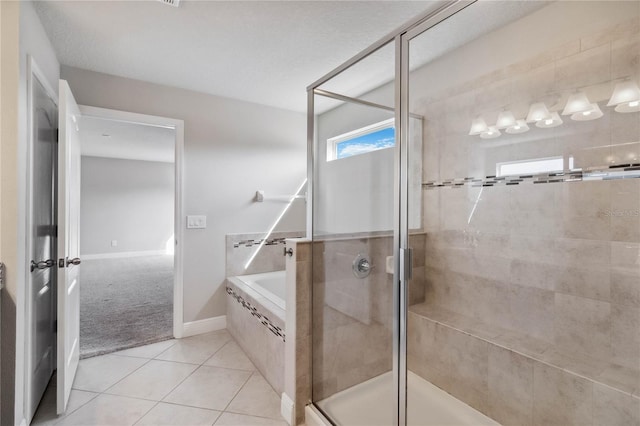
[66,257,81,267]
[30,259,55,272]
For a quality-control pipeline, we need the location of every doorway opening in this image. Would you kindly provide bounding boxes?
[78,113,177,358]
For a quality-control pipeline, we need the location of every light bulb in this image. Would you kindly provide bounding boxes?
[506,119,530,135]
[469,117,489,135]
[480,126,501,139]
[526,102,551,122]
[536,111,563,128]
[571,103,603,121]
[496,110,517,129]
[608,80,640,113]
[562,91,592,115]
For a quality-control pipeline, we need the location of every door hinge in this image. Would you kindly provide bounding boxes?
[399,247,413,281]
[56,128,59,143]
[53,319,58,333]
[54,225,58,238]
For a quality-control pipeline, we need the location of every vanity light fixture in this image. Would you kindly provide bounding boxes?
[480,126,501,139]
[495,110,517,129]
[505,119,530,134]
[607,80,640,113]
[562,91,592,116]
[469,116,489,135]
[535,111,563,128]
[526,102,551,123]
[571,103,603,121]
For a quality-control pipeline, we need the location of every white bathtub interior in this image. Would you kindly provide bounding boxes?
[232,270,286,310]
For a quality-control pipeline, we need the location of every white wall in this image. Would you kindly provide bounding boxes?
[0,1,60,424]
[62,66,307,323]
[315,97,422,235]
[81,156,174,256]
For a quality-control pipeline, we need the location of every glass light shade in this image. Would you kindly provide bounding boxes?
[571,103,603,121]
[496,110,517,129]
[607,80,640,113]
[535,111,563,128]
[506,119,530,134]
[526,102,551,122]
[562,91,592,115]
[469,117,488,135]
[480,126,501,139]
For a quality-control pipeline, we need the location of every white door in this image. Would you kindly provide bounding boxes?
[57,80,82,414]
[27,70,58,422]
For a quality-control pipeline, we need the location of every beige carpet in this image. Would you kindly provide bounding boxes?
[79,255,173,358]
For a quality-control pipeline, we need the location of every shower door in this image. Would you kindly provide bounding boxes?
[309,0,640,424]
[309,40,410,425]
[404,1,640,425]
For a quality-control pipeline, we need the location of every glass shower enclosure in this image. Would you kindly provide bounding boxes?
[308,1,640,425]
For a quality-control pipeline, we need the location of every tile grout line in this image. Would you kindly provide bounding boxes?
[87,356,152,396]
[156,333,233,407]
[200,338,233,366]
[220,371,255,413]
[44,387,99,425]
[130,400,161,426]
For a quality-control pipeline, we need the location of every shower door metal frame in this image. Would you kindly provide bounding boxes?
[306,1,475,424]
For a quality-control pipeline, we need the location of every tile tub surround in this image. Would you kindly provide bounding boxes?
[226,276,285,396]
[226,231,304,277]
[311,233,426,401]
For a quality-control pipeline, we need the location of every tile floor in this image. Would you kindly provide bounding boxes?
[32,330,288,426]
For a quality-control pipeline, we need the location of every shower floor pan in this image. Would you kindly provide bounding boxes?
[316,371,499,426]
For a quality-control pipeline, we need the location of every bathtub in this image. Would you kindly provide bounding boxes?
[232,270,286,310]
[226,270,286,394]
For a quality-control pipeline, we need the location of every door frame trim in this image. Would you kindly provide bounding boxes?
[24,55,59,424]
[78,105,186,339]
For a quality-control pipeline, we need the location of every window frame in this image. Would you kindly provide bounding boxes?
[326,118,395,161]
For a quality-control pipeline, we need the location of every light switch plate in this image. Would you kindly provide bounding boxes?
[187,215,207,229]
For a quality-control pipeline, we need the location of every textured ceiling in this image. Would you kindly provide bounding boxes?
[34,0,437,112]
[81,116,175,163]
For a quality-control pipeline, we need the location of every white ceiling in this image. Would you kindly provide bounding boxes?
[80,116,175,162]
[34,0,438,113]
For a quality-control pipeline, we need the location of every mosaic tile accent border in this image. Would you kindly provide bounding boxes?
[226,286,285,342]
[233,237,287,249]
[423,163,640,190]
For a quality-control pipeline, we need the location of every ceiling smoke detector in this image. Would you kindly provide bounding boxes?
[158,0,180,8]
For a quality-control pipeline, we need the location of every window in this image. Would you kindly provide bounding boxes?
[496,156,572,177]
[327,118,395,161]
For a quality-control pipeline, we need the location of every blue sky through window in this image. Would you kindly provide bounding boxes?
[336,127,395,159]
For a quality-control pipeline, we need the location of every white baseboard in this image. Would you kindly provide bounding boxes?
[82,250,168,260]
[281,393,295,425]
[181,315,227,338]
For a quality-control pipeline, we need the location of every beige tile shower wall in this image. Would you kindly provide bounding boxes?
[311,234,426,401]
[410,8,640,425]
[422,179,640,379]
[408,310,640,426]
